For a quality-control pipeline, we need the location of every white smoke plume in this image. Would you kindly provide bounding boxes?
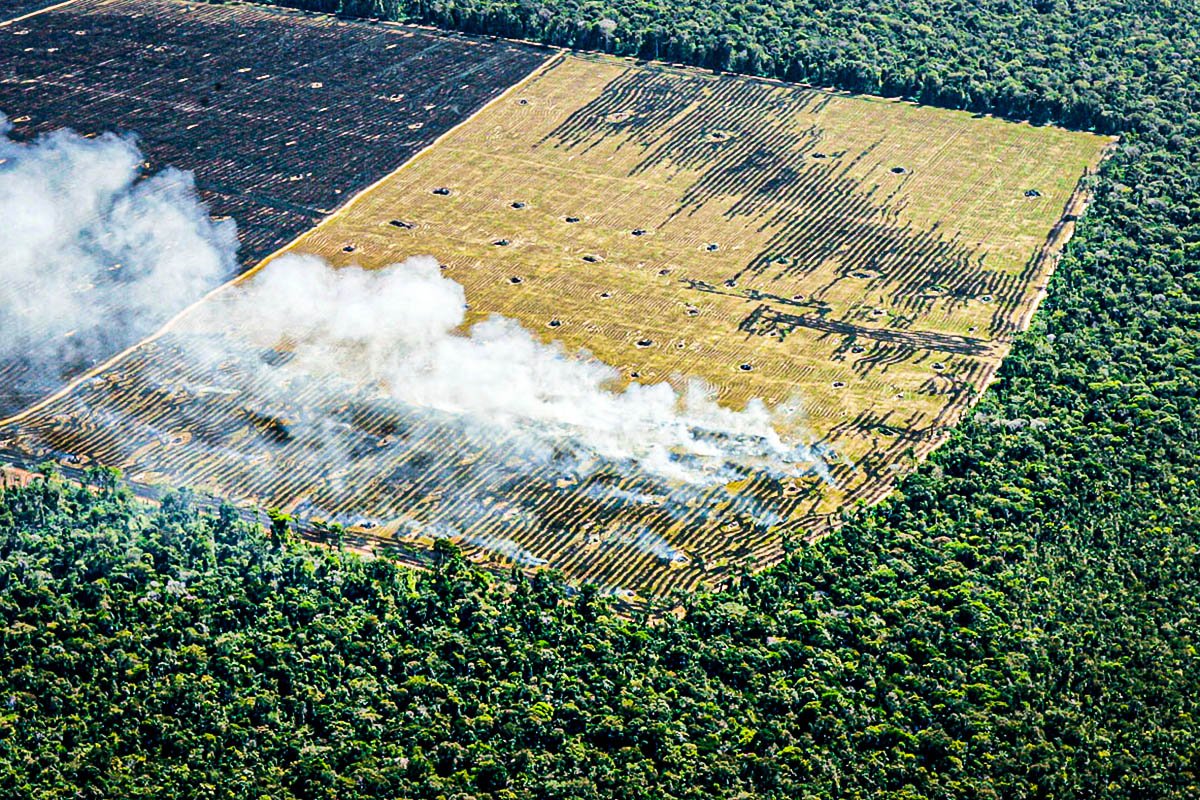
[186,252,825,487]
[0,113,237,395]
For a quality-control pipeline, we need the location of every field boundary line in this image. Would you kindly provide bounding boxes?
[969,138,1118,408]
[0,0,82,26]
[1013,138,1120,336]
[228,51,564,286]
[0,50,559,429]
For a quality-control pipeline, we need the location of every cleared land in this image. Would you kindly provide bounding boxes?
[0,53,1111,594]
[0,0,547,415]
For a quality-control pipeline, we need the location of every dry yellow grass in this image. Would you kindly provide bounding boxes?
[0,53,1112,595]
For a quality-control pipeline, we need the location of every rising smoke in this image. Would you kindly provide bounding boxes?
[0,113,237,396]
[185,252,825,487]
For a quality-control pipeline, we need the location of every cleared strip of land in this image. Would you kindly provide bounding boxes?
[0,52,1112,594]
[0,0,79,25]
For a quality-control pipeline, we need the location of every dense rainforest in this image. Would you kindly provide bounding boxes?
[4,0,1200,797]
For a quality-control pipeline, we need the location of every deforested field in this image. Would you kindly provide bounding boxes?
[0,0,547,416]
[0,50,1112,595]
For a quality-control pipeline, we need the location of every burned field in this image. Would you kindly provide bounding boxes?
[0,0,547,416]
[0,51,1111,595]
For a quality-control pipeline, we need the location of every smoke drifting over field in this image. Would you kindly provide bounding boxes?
[189,253,824,487]
[0,113,237,393]
[0,118,822,562]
